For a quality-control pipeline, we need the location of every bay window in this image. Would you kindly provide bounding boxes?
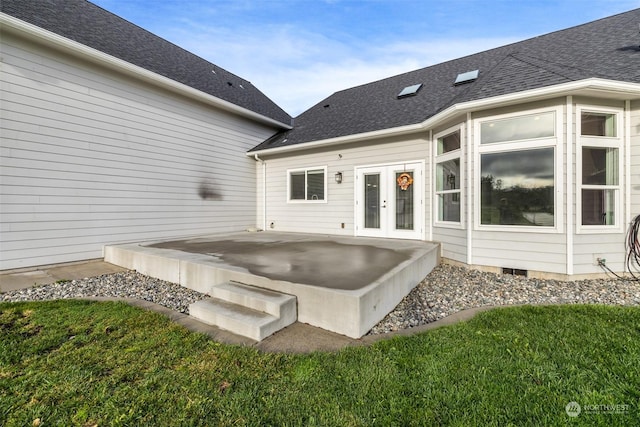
[435,128,462,224]
[477,109,559,228]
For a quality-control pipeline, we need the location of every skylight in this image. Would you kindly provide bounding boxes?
[397,83,423,98]
[454,70,479,85]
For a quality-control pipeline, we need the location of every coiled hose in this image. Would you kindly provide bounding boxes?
[626,213,640,280]
[598,213,640,280]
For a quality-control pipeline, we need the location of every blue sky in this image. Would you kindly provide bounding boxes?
[91,0,640,116]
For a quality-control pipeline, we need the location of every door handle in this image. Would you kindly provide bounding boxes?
[382,200,387,208]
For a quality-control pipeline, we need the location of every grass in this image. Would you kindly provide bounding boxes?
[1,300,639,426]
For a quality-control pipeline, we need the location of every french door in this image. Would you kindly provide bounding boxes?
[355,162,423,239]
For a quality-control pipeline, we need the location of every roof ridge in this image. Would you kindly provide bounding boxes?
[509,53,585,81]
[326,8,640,98]
[438,53,525,110]
[0,0,291,125]
[249,8,640,152]
[83,1,260,86]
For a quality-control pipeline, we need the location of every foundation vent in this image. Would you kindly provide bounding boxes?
[502,267,528,277]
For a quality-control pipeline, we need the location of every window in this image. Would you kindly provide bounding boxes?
[581,112,616,137]
[397,83,422,98]
[435,127,462,224]
[578,107,622,230]
[454,69,479,85]
[480,148,555,226]
[480,111,555,144]
[477,108,559,229]
[581,148,618,225]
[288,167,327,202]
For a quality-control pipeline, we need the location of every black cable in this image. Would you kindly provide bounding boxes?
[625,213,640,280]
[598,213,640,281]
[600,260,628,280]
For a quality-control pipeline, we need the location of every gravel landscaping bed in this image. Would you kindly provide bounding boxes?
[368,263,640,334]
[3,264,640,336]
[1,271,206,314]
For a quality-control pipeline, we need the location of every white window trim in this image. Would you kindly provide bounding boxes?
[474,106,564,233]
[433,124,464,229]
[286,166,328,204]
[576,105,624,234]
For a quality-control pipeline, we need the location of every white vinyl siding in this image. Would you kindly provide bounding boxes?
[260,136,429,236]
[432,227,466,262]
[472,232,567,273]
[0,32,279,269]
[572,234,627,275]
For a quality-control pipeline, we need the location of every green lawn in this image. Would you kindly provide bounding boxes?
[1,300,638,426]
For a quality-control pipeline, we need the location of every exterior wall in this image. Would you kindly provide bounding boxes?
[462,96,634,276]
[258,96,639,278]
[0,32,278,269]
[257,94,639,277]
[259,135,430,236]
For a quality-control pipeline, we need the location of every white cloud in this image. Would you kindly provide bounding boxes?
[167,21,520,116]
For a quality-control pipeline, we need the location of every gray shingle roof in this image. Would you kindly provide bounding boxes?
[251,9,640,152]
[1,0,292,126]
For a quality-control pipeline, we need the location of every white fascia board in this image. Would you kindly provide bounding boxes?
[249,78,640,156]
[248,122,425,156]
[0,13,291,130]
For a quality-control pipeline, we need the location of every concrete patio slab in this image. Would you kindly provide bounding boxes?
[104,231,440,338]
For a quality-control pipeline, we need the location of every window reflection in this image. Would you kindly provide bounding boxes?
[582,147,618,186]
[581,112,616,137]
[438,132,461,154]
[481,111,555,144]
[438,194,460,222]
[436,159,460,191]
[480,148,555,226]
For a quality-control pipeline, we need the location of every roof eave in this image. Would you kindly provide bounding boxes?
[247,122,425,156]
[248,78,640,156]
[0,13,292,130]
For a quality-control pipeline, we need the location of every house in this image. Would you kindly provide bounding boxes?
[2,1,639,280]
[248,9,640,279]
[0,0,291,270]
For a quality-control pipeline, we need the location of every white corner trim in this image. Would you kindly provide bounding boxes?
[0,13,291,129]
[465,113,473,265]
[566,96,574,275]
[625,100,632,227]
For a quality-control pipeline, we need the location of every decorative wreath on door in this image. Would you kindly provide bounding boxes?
[397,173,413,191]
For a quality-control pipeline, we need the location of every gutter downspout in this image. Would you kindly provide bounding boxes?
[254,154,267,231]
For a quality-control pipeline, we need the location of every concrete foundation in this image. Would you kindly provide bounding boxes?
[104,232,439,338]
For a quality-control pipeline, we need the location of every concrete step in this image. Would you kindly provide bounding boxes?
[189,282,297,341]
[210,281,296,319]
